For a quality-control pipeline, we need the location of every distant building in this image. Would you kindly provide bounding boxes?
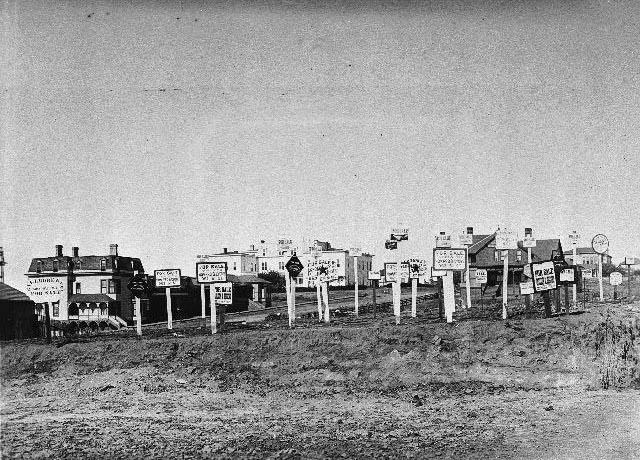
[0,282,40,340]
[564,247,612,269]
[25,244,144,332]
[468,233,565,285]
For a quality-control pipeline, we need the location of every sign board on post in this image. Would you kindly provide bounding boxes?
[520,281,535,295]
[390,226,409,241]
[475,269,488,284]
[154,269,181,288]
[458,234,473,246]
[384,262,409,282]
[531,261,557,292]
[582,268,594,278]
[127,274,149,298]
[624,257,640,266]
[609,272,623,286]
[495,229,518,250]
[407,259,428,279]
[522,237,537,248]
[214,283,233,304]
[559,267,577,285]
[349,248,362,257]
[435,234,452,248]
[368,270,381,281]
[433,248,467,271]
[196,262,227,284]
[285,255,304,278]
[591,234,609,254]
[25,277,65,303]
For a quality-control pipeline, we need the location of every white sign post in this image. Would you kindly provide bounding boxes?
[569,231,580,307]
[495,228,517,320]
[196,262,227,334]
[459,230,474,310]
[350,248,362,316]
[433,248,467,323]
[389,226,408,325]
[154,269,181,330]
[592,234,609,302]
[408,258,427,318]
[522,229,536,307]
[311,248,323,322]
[317,258,338,323]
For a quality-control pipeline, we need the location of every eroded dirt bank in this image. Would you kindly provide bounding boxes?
[1,306,639,459]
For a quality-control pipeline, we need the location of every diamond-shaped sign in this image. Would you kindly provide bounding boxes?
[285,255,304,278]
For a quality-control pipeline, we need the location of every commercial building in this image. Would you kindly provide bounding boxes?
[564,247,612,268]
[25,244,144,332]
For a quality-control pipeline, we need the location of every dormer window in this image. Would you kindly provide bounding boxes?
[36,260,43,273]
[52,260,59,272]
[100,258,107,271]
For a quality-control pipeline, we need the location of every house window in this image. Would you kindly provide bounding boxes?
[52,302,59,317]
[470,255,477,264]
[101,280,108,294]
[517,251,522,262]
[108,280,121,294]
[100,258,107,271]
[75,282,81,294]
[36,261,43,273]
[279,262,284,270]
[52,259,59,272]
[261,262,267,271]
[233,263,237,271]
[494,250,506,261]
[297,277,304,284]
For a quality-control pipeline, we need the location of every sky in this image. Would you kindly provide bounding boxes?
[2,0,640,291]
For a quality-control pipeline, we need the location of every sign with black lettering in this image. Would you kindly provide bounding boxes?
[433,248,467,271]
[154,269,181,288]
[530,261,556,292]
[214,282,233,304]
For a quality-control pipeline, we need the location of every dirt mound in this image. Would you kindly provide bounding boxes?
[3,306,639,393]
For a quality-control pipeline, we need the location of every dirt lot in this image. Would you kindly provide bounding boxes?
[2,301,640,459]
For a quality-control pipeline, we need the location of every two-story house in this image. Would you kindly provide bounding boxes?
[26,244,144,331]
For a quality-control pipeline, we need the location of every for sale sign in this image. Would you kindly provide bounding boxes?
[531,261,557,292]
[368,270,381,281]
[495,229,517,250]
[26,277,65,303]
[213,282,233,304]
[154,269,182,288]
[384,262,409,282]
[433,248,467,271]
[349,248,362,257]
[435,234,452,248]
[196,262,227,284]
[522,236,537,248]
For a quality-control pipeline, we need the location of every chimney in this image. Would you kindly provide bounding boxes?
[439,231,445,235]
[524,227,533,237]
[109,244,118,256]
[55,245,63,257]
[466,227,474,235]
[72,247,79,257]
[249,245,255,251]
[223,248,228,254]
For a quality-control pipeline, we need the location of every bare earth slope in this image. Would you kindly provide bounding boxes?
[1,304,639,459]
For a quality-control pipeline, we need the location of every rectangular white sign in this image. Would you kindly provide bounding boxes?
[25,277,65,303]
[214,282,233,304]
[368,270,381,281]
[431,267,447,278]
[459,234,473,246]
[582,268,594,278]
[349,248,362,257]
[154,269,181,288]
[435,234,452,248]
[196,262,227,284]
[391,226,409,241]
[495,229,518,250]
[531,262,556,292]
[475,269,488,284]
[384,262,409,282]
[433,248,467,271]
[522,237,536,248]
[559,268,575,283]
[520,281,535,295]
[308,259,339,282]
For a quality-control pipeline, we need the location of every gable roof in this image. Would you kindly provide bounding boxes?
[467,234,494,255]
[0,283,32,302]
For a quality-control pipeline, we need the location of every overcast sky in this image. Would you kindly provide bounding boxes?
[2,0,639,290]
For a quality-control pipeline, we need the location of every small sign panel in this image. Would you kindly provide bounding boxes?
[624,257,639,266]
[495,229,518,250]
[390,226,409,241]
[384,262,409,282]
[559,267,576,284]
[591,234,609,254]
[196,262,227,284]
[522,237,537,248]
[25,277,65,303]
[155,269,181,288]
[569,232,580,247]
[433,248,467,271]
[214,282,233,304]
[475,269,488,284]
[531,261,557,292]
[609,272,623,286]
[368,270,381,281]
[349,248,362,257]
[435,234,452,248]
[313,259,339,283]
[582,268,594,278]
[458,234,473,246]
[520,281,535,295]
[285,256,304,278]
[127,274,149,298]
[431,267,447,278]
[385,240,398,250]
[407,258,428,279]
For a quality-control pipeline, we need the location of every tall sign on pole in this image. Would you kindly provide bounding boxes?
[591,234,609,302]
[522,228,536,308]
[390,225,409,324]
[433,246,467,323]
[623,257,638,300]
[350,247,362,316]
[285,255,304,328]
[408,258,427,318]
[127,272,149,337]
[495,227,517,320]
[196,262,227,334]
[459,227,474,310]
[568,231,580,307]
[154,269,181,330]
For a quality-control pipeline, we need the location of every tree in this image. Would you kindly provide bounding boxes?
[258,271,286,292]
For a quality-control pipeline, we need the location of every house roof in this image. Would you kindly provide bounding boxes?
[27,255,144,273]
[467,234,494,255]
[470,235,564,268]
[0,283,32,302]
[68,294,115,304]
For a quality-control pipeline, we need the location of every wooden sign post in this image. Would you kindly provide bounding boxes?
[459,227,474,310]
[285,255,304,328]
[368,270,381,317]
[591,234,609,302]
[390,225,409,325]
[495,227,517,320]
[127,272,149,337]
[311,248,323,322]
[623,257,638,300]
[154,269,181,330]
[523,228,536,308]
[408,259,427,318]
[350,248,362,316]
[213,282,233,332]
[433,246,467,323]
[568,231,580,307]
[196,262,227,334]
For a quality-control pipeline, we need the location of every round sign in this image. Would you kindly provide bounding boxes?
[591,234,609,254]
[609,272,623,286]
